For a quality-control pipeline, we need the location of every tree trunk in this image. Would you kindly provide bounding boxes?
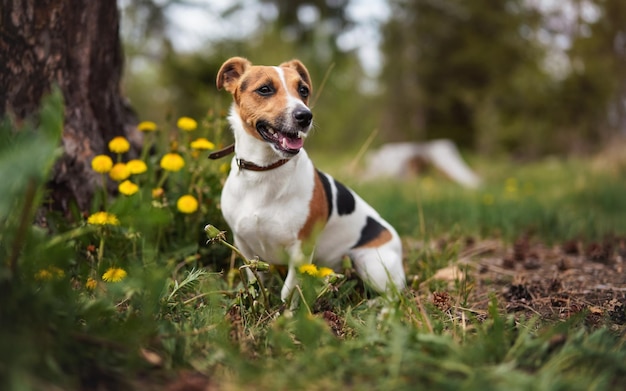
[1,0,139,214]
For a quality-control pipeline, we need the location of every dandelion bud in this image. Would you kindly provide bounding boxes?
[204,224,223,239]
[327,273,345,284]
[252,260,270,272]
[341,255,353,270]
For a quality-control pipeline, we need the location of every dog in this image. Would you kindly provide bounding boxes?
[214,57,406,302]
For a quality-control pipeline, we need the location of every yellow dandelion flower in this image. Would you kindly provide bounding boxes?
[108,136,131,154]
[91,155,113,173]
[109,162,131,181]
[87,211,120,226]
[160,153,185,172]
[152,188,164,198]
[137,121,157,132]
[102,267,127,282]
[298,264,318,276]
[50,266,64,278]
[126,159,147,174]
[316,267,334,278]
[35,269,52,280]
[504,177,518,194]
[219,162,230,174]
[190,137,215,150]
[85,277,97,290]
[176,195,198,214]
[35,266,65,281]
[118,180,139,196]
[177,116,197,132]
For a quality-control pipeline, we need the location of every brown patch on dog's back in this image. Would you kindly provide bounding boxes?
[298,169,329,240]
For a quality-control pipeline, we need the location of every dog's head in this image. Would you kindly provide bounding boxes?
[217,57,313,156]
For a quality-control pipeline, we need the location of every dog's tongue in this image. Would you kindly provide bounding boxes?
[280,134,304,150]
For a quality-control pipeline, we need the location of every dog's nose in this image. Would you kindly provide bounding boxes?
[293,109,312,127]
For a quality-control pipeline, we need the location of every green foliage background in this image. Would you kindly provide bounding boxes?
[121,0,626,158]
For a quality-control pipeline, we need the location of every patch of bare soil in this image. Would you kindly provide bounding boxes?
[456,236,626,331]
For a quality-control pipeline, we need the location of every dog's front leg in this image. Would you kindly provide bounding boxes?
[280,241,314,305]
[281,265,299,304]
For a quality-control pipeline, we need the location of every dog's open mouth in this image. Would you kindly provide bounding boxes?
[256,122,306,154]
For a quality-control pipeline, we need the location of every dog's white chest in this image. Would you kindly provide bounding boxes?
[220,155,315,262]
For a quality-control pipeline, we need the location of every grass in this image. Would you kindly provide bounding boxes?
[324,154,626,243]
[1,93,625,390]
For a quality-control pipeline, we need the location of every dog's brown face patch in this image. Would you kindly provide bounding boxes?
[217,57,313,155]
[236,66,293,138]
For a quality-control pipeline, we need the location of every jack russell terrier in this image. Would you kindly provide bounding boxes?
[212,57,406,302]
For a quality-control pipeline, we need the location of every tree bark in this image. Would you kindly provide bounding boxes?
[1,0,139,213]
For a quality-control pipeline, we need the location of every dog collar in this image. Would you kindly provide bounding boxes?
[208,144,235,159]
[208,143,290,171]
[236,157,290,171]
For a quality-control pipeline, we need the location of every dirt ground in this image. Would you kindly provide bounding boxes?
[422,235,626,332]
[160,236,626,390]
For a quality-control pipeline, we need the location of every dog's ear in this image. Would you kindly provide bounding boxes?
[280,59,313,92]
[217,57,251,93]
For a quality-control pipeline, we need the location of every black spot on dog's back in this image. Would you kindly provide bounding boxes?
[334,179,355,216]
[316,170,333,218]
[353,216,388,248]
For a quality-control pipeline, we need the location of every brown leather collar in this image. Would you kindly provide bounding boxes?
[208,143,291,172]
[236,157,290,171]
[208,144,235,159]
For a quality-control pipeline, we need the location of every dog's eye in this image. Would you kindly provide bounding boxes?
[256,85,274,96]
[298,86,310,98]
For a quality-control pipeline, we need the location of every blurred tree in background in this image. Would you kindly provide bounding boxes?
[560,0,626,153]
[120,0,626,158]
[379,0,544,151]
[379,0,626,157]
